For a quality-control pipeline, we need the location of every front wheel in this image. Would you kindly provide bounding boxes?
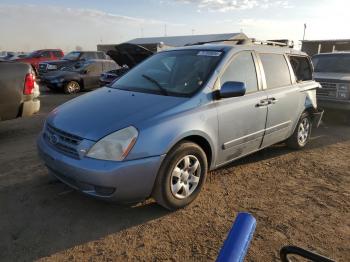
[64,81,80,94]
[152,141,208,210]
[286,112,312,149]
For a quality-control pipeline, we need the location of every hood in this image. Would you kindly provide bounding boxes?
[106,43,153,69]
[47,87,187,141]
[313,72,350,82]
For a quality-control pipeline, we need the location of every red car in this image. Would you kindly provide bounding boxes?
[15,49,64,72]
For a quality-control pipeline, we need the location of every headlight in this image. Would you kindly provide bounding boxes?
[47,64,57,70]
[86,126,138,161]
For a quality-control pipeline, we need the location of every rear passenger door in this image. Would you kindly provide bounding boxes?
[258,53,301,147]
[216,51,268,165]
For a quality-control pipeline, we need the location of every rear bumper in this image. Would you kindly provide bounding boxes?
[21,98,40,117]
[37,134,165,203]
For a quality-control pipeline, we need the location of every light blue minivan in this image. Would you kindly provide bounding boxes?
[37,42,323,210]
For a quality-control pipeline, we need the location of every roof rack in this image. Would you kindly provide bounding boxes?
[187,38,289,47]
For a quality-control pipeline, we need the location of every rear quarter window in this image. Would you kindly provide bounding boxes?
[289,55,312,82]
[260,53,292,89]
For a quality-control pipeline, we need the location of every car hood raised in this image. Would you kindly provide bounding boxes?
[47,87,187,141]
[313,72,350,82]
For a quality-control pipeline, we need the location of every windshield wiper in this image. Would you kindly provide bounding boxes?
[142,74,169,96]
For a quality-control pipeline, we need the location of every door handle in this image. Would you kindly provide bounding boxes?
[268,97,278,104]
[256,99,269,107]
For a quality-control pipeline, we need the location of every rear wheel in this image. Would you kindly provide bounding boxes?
[152,141,208,210]
[286,112,312,149]
[64,81,80,94]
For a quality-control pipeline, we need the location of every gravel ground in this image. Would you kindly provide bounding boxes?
[0,89,349,261]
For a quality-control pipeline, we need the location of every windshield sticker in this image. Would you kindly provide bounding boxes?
[197,51,222,57]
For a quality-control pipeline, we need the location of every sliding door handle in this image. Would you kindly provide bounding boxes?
[269,97,278,104]
[256,100,269,107]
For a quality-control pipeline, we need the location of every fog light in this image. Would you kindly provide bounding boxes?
[94,186,115,196]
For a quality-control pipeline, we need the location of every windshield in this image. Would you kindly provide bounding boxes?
[312,54,350,73]
[110,50,224,97]
[63,51,81,61]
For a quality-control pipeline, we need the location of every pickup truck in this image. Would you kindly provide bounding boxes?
[14,49,64,72]
[0,63,40,121]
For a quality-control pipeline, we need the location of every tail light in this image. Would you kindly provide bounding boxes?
[24,73,35,95]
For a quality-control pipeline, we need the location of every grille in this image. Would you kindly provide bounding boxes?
[319,82,337,89]
[38,64,47,73]
[317,82,337,98]
[44,123,82,159]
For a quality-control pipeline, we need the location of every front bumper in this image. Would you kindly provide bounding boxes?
[41,80,64,90]
[37,134,165,203]
[317,98,350,111]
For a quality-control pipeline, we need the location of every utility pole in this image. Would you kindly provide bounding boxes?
[303,23,307,41]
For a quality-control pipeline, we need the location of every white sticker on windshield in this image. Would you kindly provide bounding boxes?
[197,51,222,57]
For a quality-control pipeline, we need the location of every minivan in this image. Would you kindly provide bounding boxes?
[37,41,323,210]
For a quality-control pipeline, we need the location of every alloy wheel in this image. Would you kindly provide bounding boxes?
[170,155,201,199]
[298,118,310,146]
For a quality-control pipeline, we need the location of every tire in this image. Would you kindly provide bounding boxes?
[286,112,312,149]
[152,141,208,210]
[64,81,80,94]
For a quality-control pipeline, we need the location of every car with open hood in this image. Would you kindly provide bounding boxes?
[37,41,323,210]
[99,43,155,86]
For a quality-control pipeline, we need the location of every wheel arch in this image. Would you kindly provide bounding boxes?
[166,132,215,170]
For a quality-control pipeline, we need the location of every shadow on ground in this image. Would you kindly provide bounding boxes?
[0,175,170,261]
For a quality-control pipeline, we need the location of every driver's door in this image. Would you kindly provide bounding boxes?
[216,51,268,166]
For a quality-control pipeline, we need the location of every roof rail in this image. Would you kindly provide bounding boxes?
[254,39,287,47]
[185,38,250,46]
[187,38,289,47]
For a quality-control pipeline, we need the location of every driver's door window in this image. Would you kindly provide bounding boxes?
[220,51,258,94]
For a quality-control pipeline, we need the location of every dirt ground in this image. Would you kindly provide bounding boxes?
[0,89,349,262]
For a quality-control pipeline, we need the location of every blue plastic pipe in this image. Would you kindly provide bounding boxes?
[217,212,257,262]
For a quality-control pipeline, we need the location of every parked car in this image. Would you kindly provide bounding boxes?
[99,67,129,86]
[312,52,350,114]
[14,49,64,72]
[41,59,118,94]
[38,51,108,76]
[99,43,155,86]
[37,42,323,210]
[0,52,28,62]
[0,62,40,121]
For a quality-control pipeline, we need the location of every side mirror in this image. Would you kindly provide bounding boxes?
[217,81,246,99]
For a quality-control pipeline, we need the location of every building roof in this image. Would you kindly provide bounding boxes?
[127,33,248,47]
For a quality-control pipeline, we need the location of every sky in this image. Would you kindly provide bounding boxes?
[0,0,349,52]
